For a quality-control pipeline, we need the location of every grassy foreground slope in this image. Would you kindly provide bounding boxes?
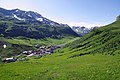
[0,53,120,80]
[0,20,120,80]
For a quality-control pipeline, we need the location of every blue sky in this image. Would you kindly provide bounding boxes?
[0,0,120,28]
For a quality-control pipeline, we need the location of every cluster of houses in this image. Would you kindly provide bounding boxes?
[23,45,60,56]
[2,45,61,63]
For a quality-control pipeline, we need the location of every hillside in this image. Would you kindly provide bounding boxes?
[0,8,79,39]
[65,19,120,57]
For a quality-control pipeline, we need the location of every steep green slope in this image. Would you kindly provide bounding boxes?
[65,20,120,57]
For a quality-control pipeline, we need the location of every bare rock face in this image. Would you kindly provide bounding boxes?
[116,15,120,21]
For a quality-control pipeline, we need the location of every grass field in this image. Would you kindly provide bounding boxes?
[0,50,120,80]
[5,36,77,46]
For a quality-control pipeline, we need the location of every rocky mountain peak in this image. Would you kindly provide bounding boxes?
[0,7,68,27]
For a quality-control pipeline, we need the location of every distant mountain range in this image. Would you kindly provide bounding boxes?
[72,26,98,36]
[0,7,79,39]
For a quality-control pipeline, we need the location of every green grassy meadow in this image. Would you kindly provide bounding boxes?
[0,51,120,80]
[4,36,76,46]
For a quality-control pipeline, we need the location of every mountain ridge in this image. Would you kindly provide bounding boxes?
[0,7,79,39]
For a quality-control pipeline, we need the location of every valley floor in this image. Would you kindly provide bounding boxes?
[0,52,120,80]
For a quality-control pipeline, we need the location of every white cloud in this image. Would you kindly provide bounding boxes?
[62,22,105,28]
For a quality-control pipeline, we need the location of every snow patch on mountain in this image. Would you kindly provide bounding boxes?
[15,10,19,12]
[28,14,32,17]
[13,14,25,21]
[72,26,92,36]
[36,18,43,21]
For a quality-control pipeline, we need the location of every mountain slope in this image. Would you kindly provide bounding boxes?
[65,19,120,57]
[0,8,79,39]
